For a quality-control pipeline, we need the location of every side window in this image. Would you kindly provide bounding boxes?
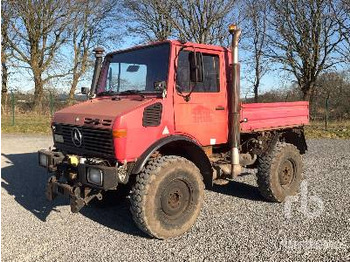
[176,51,220,93]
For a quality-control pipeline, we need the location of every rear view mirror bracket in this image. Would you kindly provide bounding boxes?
[189,51,203,83]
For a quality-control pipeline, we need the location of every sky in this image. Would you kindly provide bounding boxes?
[8,36,287,97]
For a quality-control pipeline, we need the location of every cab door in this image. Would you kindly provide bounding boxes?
[174,48,228,146]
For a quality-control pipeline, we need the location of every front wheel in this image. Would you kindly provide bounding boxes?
[130,156,204,239]
[257,142,303,202]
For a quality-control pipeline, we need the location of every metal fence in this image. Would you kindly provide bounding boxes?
[1,92,86,132]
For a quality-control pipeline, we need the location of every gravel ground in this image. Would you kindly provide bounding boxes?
[1,134,349,261]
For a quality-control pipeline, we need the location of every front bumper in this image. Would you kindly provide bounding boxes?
[38,149,129,189]
[38,149,130,212]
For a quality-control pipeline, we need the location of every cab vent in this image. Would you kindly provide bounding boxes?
[84,118,112,127]
[84,118,100,125]
[102,119,112,126]
[143,103,163,127]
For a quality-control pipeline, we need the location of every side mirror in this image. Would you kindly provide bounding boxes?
[81,87,90,95]
[189,52,203,83]
[154,81,166,91]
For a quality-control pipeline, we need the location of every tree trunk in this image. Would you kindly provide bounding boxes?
[302,81,316,101]
[302,91,311,101]
[1,92,8,114]
[254,84,259,103]
[33,73,44,111]
[68,74,79,105]
[1,62,8,113]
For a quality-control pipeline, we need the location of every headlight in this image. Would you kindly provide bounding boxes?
[39,153,49,167]
[87,168,103,186]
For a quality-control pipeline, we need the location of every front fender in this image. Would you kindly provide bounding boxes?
[132,135,200,174]
[131,135,213,188]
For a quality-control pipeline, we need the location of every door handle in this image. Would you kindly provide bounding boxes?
[215,106,225,111]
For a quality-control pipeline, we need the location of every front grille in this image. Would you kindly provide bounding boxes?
[55,124,114,158]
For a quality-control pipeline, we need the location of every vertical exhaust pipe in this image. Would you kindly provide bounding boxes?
[90,46,105,97]
[229,25,242,177]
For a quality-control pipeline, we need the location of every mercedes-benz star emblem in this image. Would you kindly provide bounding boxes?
[72,127,82,147]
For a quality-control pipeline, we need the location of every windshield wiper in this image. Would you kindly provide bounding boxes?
[119,90,145,98]
[97,90,118,96]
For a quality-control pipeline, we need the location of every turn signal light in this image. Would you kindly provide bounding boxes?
[113,129,127,138]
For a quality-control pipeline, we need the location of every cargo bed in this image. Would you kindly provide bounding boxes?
[240,101,309,133]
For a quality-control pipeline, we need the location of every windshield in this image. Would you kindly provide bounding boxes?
[97,43,170,96]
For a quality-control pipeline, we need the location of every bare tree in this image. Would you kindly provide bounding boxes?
[1,1,12,113]
[124,0,239,45]
[315,71,350,121]
[6,0,72,109]
[124,0,173,41]
[168,0,236,44]
[267,0,347,101]
[339,0,350,62]
[67,0,120,103]
[341,0,350,34]
[241,0,269,102]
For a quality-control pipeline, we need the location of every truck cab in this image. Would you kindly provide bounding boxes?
[39,29,309,239]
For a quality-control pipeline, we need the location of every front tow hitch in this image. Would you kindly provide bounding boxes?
[46,176,102,213]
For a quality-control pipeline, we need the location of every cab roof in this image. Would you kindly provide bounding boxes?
[106,39,230,57]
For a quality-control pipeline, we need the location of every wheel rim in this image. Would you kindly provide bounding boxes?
[279,159,295,188]
[161,178,191,220]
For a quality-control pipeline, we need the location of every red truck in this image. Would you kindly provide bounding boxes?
[39,25,309,239]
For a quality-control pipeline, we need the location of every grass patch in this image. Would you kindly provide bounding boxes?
[305,121,350,139]
[1,114,52,134]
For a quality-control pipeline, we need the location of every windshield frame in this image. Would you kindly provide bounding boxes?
[96,42,171,97]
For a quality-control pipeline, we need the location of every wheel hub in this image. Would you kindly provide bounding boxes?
[168,190,181,208]
[279,159,294,187]
[161,179,191,219]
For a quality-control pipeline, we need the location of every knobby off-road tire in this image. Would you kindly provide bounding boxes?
[130,156,204,239]
[257,142,302,202]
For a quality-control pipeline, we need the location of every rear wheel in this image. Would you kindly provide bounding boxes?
[130,156,204,239]
[257,142,302,202]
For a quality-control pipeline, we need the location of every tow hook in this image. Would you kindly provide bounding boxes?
[70,187,102,213]
[46,176,58,201]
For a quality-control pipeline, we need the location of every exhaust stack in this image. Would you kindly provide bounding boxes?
[90,46,105,97]
[229,24,242,177]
